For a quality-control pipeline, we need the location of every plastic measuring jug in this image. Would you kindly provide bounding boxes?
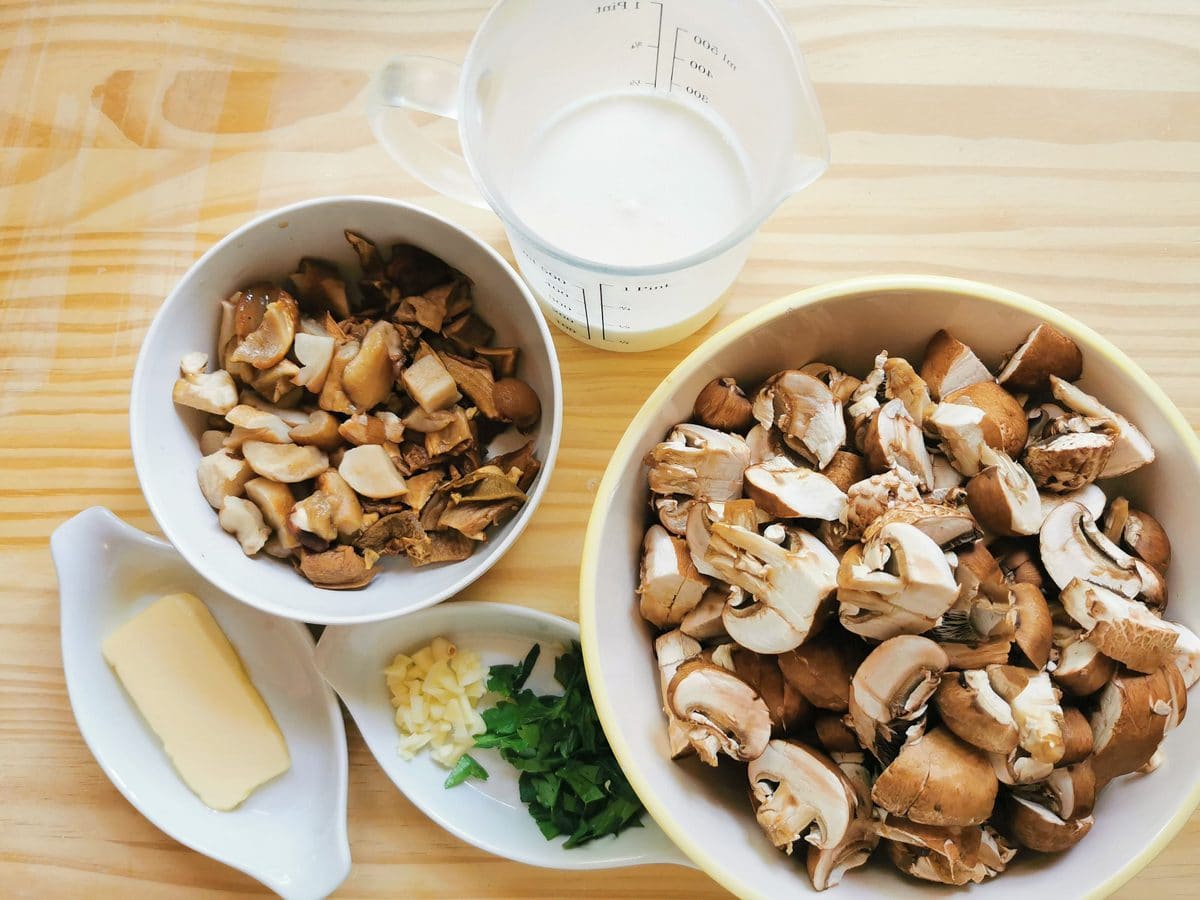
[369,0,828,352]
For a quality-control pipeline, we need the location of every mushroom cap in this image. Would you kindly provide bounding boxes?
[919,329,993,401]
[863,399,934,489]
[709,524,839,654]
[644,424,751,501]
[242,440,329,483]
[288,409,344,451]
[777,629,866,712]
[667,659,772,765]
[815,714,863,755]
[1040,502,1141,596]
[1121,508,1172,572]
[878,819,1015,885]
[1059,708,1095,765]
[872,727,999,826]
[747,740,857,852]
[1051,376,1155,477]
[244,476,299,552]
[224,404,293,447]
[1060,578,1178,674]
[744,458,847,521]
[966,446,1042,537]
[1052,638,1117,697]
[228,291,299,370]
[1011,582,1053,669]
[1002,794,1093,853]
[862,501,979,552]
[848,635,948,763]
[934,670,1019,754]
[844,471,922,540]
[944,381,1029,457]
[654,630,702,759]
[752,371,846,469]
[693,377,754,432]
[298,545,376,589]
[731,647,810,735]
[997,324,1084,393]
[1089,665,1186,786]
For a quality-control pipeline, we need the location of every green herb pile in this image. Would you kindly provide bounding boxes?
[443,642,645,848]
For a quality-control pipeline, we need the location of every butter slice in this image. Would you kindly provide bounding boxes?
[102,593,291,811]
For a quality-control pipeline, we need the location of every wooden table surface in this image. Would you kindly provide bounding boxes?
[2,0,1197,896]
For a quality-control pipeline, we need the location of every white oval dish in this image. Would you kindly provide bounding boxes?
[129,195,563,625]
[52,507,351,899]
[314,600,690,870]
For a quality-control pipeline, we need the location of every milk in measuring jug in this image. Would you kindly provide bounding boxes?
[507,91,753,269]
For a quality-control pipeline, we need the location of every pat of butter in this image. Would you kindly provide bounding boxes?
[102,592,291,811]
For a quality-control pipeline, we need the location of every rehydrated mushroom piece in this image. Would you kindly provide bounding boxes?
[199,429,228,456]
[645,424,751,501]
[439,353,500,420]
[966,445,1042,536]
[837,523,958,639]
[944,380,1028,457]
[1089,665,1186,787]
[288,257,349,318]
[316,469,364,540]
[224,404,293,447]
[1024,414,1117,494]
[402,351,461,413]
[877,819,1015,886]
[1051,376,1155,477]
[318,338,360,415]
[777,629,866,712]
[693,377,754,432]
[1060,578,1177,674]
[218,496,270,555]
[343,320,402,410]
[1040,502,1141,597]
[244,476,299,554]
[928,402,988,476]
[748,741,857,853]
[654,630,702,758]
[338,444,408,499]
[355,511,432,562]
[638,524,710,629]
[292,332,336,393]
[920,329,992,401]
[434,466,526,541]
[934,670,1019,755]
[849,635,948,764]
[706,524,838,654]
[872,727,998,827]
[744,457,847,521]
[666,659,771,765]
[987,666,1065,765]
[298,544,377,590]
[493,377,542,429]
[242,440,329,483]
[731,648,810,735]
[228,290,299,370]
[196,448,252,509]
[173,354,238,415]
[752,371,846,469]
[862,399,934,489]
[843,471,921,540]
[288,409,343,451]
[997,324,1084,393]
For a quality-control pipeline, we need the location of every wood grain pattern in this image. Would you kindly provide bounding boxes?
[1,0,1197,896]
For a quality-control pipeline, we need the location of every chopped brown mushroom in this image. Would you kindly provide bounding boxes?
[944,380,1028,457]
[863,399,934,489]
[986,666,1065,765]
[928,402,989,476]
[744,457,847,520]
[474,345,520,379]
[778,629,865,712]
[843,471,921,540]
[1089,665,1186,787]
[877,819,1015,886]
[693,377,754,432]
[748,741,858,853]
[996,324,1083,393]
[731,648,810,735]
[654,630,702,758]
[919,329,992,400]
[666,659,771,765]
[638,524,710,629]
[298,545,377,590]
[645,424,751,500]
[934,670,1019,755]
[1051,376,1155,477]
[848,635,948,764]
[872,727,998,826]
[752,371,846,469]
[966,445,1042,536]
[1059,578,1177,673]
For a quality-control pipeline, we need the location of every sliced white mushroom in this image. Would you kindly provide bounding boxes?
[196,448,253,509]
[752,371,846,469]
[1040,501,1141,596]
[1060,578,1178,674]
[748,741,857,853]
[666,659,771,765]
[638,525,710,629]
[1051,376,1155,477]
[292,332,336,393]
[241,440,329,483]
[1039,483,1106,525]
[644,424,751,501]
[744,457,847,521]
[337,444,408,499]
[217,495,270,555]
[706,524,838,654]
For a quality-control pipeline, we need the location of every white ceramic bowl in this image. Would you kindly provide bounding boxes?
[52,507,350,898]
[131,196,562,625]
[580,275,1200,899]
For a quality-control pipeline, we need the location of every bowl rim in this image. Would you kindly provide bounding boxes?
[579,273,1200,899]
[130,194,563,625]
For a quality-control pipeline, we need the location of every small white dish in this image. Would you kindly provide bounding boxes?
[315,600,690,870]
[129,195,563,625]
[52,507,351,899]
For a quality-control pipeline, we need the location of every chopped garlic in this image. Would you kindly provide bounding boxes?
[386,638,486,767]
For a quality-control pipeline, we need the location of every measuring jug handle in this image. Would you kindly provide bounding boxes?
[367,55,487,209]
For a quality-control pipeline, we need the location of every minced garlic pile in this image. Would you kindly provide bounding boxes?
[385,637,486,767]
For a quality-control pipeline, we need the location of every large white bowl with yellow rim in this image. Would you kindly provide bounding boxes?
[579,275,1200,898]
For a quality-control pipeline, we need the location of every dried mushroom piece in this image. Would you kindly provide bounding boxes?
[436,465,527,541]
